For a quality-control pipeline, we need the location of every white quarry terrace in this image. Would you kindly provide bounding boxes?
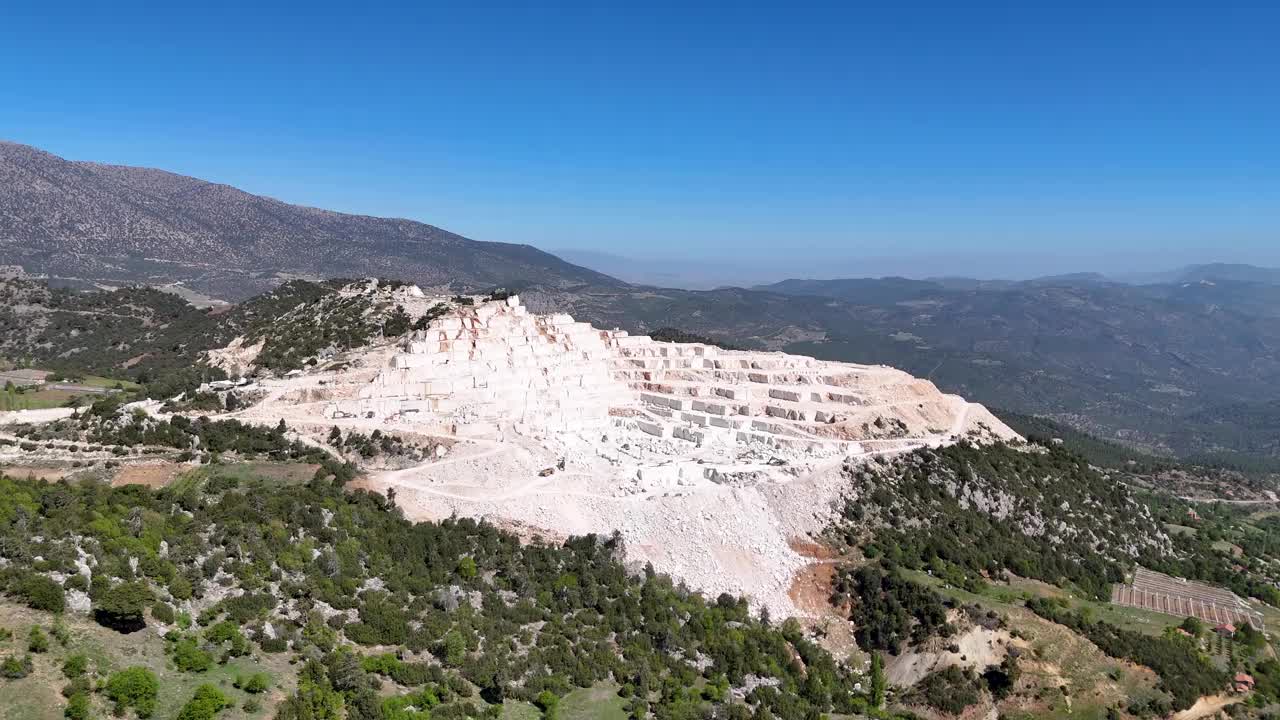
[223,291,1019,616]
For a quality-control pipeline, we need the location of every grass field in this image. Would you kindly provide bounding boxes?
[501,683,627,720]
[0,601,292,720]
[74,375,141,391]
[0,388,82,411]
[166,462,322,494]
[560,684,628,720]
[1211,539,1242,555]
[904,570,1185,639]
[0,373,140,412]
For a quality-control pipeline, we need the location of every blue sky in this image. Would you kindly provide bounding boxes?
[2,1,1278,280]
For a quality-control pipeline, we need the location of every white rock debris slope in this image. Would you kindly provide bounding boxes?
[231,294,1018,617]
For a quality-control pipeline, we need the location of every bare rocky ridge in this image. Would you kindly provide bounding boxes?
[0,141,620,299]
[214,289,1018,616]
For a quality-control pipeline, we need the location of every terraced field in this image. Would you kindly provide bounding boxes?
[1110,568,1264,630]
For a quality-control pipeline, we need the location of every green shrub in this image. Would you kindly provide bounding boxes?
[62,654,89,679]
[360,653,434,686]
[50,618,71,646]
[442,629,467,667]
[62,676,92,698]
[344,599,410,646]
[535,690,560,720]
[63,574,89,593]
[172,637,214,672]
[0,654,33,679]
[907,666,983,714]
[259,637,288,653]
[175,684,230,720]
[152,601,176,624]
[64,692,91,720]
[383,687,441,720]
[205,620,250,657]
[105,666,160,718]
[93,580,152,633]
[14,573,67,612]
[831,564,949,653]
[236,672,271,694]
[220,593,275,623]
[28,626,49,653]
[169,576,194,601]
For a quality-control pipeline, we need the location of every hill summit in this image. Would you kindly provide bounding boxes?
[0,141,619,299]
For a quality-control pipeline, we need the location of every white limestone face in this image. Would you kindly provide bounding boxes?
[334,297,633,433]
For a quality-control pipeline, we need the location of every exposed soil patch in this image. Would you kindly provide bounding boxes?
[896,698,996,720]
[346,475,381,494]
[785,536,865,658]
[789,562,838,617]
[787,537,856,617]
[487,517,571,546]
[788,537,842,561]
[112,462,186,488]
[0,465,77,481]
[1173,694,1241,720]
[886,622,1014,687]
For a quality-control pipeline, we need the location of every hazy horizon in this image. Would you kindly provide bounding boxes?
[552,247,1280,289]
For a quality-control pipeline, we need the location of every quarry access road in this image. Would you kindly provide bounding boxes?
[368,421,960,507]
[1179,496,1279,505]
[375,473,647,504]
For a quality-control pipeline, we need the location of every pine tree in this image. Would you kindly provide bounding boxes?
[870,652,887,708]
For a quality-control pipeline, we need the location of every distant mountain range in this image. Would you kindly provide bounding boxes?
[922,264,1280,289]
[542,269,1280,466]
[0,141,619,299]
[1116,263,1280,286]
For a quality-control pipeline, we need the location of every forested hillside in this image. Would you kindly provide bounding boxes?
[817,440,1280,712]
[0,464,877,720]
[0,277,434,400]
[826,441,1280,605]
[826,443,1168,600]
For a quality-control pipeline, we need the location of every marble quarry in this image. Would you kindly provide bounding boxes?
[227,293,1018,616]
